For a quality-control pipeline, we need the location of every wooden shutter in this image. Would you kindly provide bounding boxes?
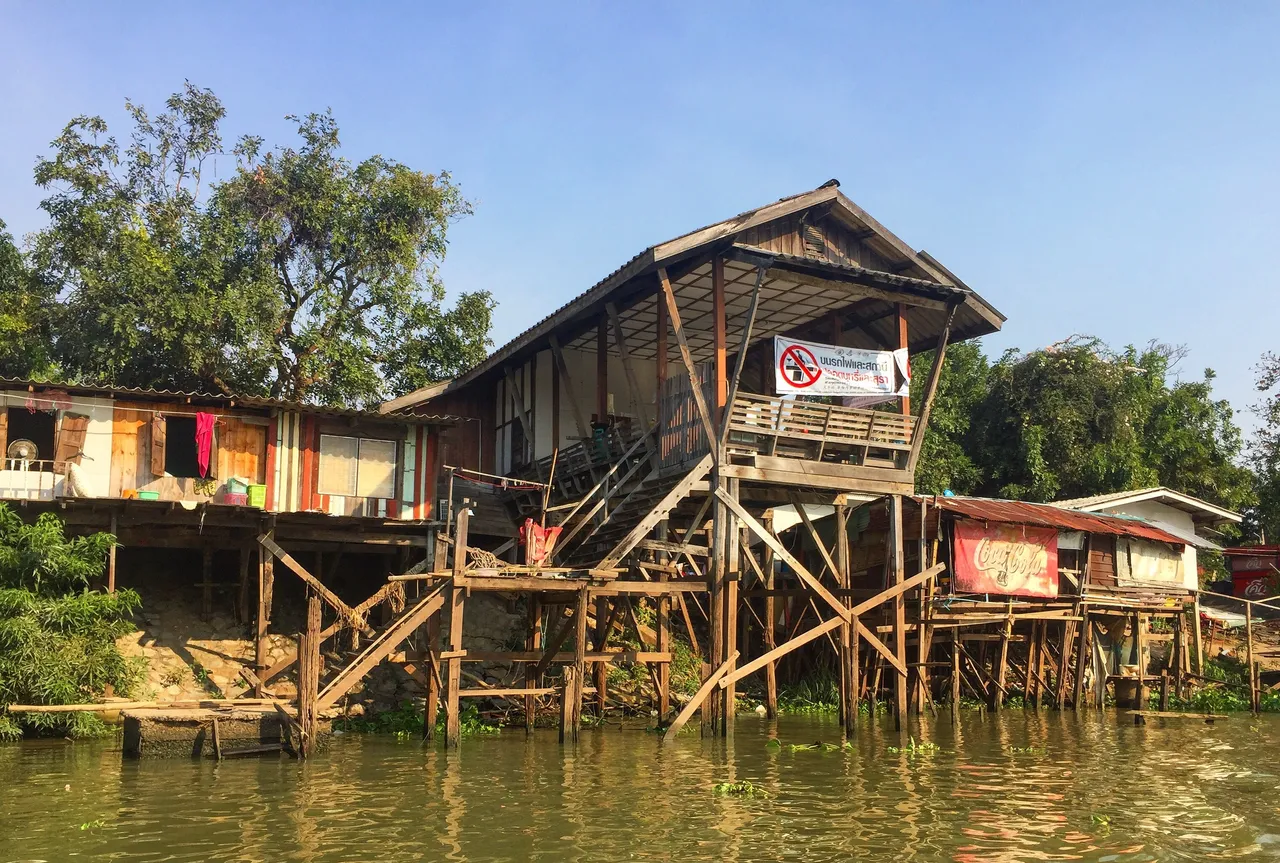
[0,409,7,461]
[207,422,218,479]
[54,413,90,464]
[151,416,167,476]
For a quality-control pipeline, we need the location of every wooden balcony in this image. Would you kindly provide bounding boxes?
[660,389,918,494]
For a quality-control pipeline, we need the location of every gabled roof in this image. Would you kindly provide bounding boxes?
[383,181,1005,413]
[1053,487,1242,527]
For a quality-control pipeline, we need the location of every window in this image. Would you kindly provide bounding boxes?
[164,416,202,478]
[319,435,397,499]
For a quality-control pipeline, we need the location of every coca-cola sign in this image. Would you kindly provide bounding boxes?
[953,520,1059,598]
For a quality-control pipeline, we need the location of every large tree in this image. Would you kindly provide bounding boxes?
[213,110,491,404]
[27,83,492,406]
[0,219,53,378]
[912,336,1254,513]
[1250,352,1280,542]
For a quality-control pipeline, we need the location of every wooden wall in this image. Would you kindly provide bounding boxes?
[109,401,266,500]
[735,214,899,273]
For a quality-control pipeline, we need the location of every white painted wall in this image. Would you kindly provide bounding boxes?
[1088,499,1199,586]
[0,392,113,498]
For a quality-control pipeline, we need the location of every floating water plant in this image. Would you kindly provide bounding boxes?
[713,780,769,798]
[886,737,940,757]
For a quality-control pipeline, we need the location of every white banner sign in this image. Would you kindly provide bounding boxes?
[774,336,909,398]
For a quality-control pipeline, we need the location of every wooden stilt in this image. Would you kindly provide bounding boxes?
[888,495,908,729]
[1134,612,1147,723]
[722,479,739,736]
[594,597,609,717]
[559,666,577,744]
[296,591,322,758]
[990,616,1010,711]
[1192,593,1204,676]
[1073,612,1091,712]
[424,604,441,742]
[763,513,778,720]
[951,629,961,722]
[525,597,541,734]
[572,586,588,735]
[254,526,275,698]
[655,522,671,719]
[446,506,469,748]
[1246,602,1258,715]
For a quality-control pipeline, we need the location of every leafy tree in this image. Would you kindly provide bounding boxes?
[0,219,54,378]
[912,335,1253,514]
[910,341,989,495]
[1249,352,1280,542]
[0,505,142,740]
[211,109,490,406]
[27,83,493,406]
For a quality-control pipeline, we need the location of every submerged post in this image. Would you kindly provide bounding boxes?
[296,591,322,758]
[445,505,469,748]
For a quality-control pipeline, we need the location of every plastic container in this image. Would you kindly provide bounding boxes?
[224,491,248,506]
[247,484,267,508]
[137,490,160,501]
[226,477,249,496]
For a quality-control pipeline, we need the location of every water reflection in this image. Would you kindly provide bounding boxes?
[3,711,1280,862]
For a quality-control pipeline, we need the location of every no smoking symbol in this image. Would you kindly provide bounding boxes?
[780,344,822,388]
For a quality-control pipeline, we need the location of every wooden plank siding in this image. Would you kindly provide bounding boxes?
[1088,536,1118,589]
[736,215,899,272]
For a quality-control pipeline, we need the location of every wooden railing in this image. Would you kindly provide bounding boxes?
[658,361,714,469]
[727,393,915,458]
[0,459,64,500]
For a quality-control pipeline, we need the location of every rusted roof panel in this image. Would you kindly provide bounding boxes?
[928,496,1186,545]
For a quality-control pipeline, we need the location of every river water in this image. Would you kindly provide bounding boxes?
[3,709,1279,862]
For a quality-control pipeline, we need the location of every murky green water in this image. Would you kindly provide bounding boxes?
[3,710,1280,862]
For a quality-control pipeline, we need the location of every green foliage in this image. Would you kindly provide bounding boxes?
[0,219,55,378]
[17,82,493,407]
[0,504,141,739]
[777,672,840,714]
[1249,352,1280,542]
[333,699,500,738]
[912,336,1253,515]
[712,780,769,797]
[885,736,940,757]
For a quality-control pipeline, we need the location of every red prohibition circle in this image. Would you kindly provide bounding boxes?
[780,344,822,387]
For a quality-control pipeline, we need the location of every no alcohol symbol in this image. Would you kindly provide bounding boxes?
[780,343,822,388]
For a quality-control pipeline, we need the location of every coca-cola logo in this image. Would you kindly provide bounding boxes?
[1243,578,1272,599]
[972,533,1049,590]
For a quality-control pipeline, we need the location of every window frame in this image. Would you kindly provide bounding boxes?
[317,433,399,500]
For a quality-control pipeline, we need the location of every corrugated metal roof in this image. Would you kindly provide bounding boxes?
[928,496,1186,545]
[0,377,459,425]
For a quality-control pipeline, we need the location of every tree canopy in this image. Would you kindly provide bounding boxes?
[13,82,493,408]
[1249,353,1280,542]
[912,336,1255,518]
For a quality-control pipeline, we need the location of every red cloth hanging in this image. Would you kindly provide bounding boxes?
[195,412,216,478]
[520,519,563,566]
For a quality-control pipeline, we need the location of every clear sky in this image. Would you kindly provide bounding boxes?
[2,2,1277,430]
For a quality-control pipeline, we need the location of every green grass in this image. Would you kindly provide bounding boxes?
[713,780,769,797]
[333,700,500,738]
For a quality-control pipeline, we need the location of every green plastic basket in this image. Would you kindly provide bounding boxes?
[247,484,267,508]
[226,477,249,496]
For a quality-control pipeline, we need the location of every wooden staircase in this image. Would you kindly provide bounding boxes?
[562,454,713,569]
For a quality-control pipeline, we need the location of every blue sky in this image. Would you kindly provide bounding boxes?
[2,2,1277,430]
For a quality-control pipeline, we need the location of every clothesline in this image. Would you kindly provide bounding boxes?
[10,394,237,423]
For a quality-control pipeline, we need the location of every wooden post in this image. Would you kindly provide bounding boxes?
[762,512,778,720]
[1192,593,1204,676]
[836,502,856,736]
[559,666,577,744]
[888,495,908,729]
[950,629,961,723]
[254,525,275,698]
[1073,612,1091,712]
[445,506,469,748]
[655,524,671,719]
[296,591,322,758]
[712,255,727,412]
[1159,668,1170,712]
[424,604,441,742]
[1246,601,1258,715]
[107,513,118,593]
[722,479,739,736]
[706,515,723,737]
[525,597,541,734]
[656,291,668,393]
[1134,612,1147,723]
[1054,620,1076,709]
[1025,621,1041,708]
[895,303,910,416]
[594,597,609,717]
[572,586,588,735]
[990,616,1011,712]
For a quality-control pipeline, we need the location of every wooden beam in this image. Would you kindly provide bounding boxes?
[720,617,842,689]
[598,453,714,569]
[658,267,716,446]
[504,366,535,452]
[906,303,957,474]
[896,303,910,416]
[607,301,645,423]
[663,650,738,742]
[714,487,850,622]
[549,333,591,441]
[719,263,766,454]
[596,316,608,420]
[257,535,354,620]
